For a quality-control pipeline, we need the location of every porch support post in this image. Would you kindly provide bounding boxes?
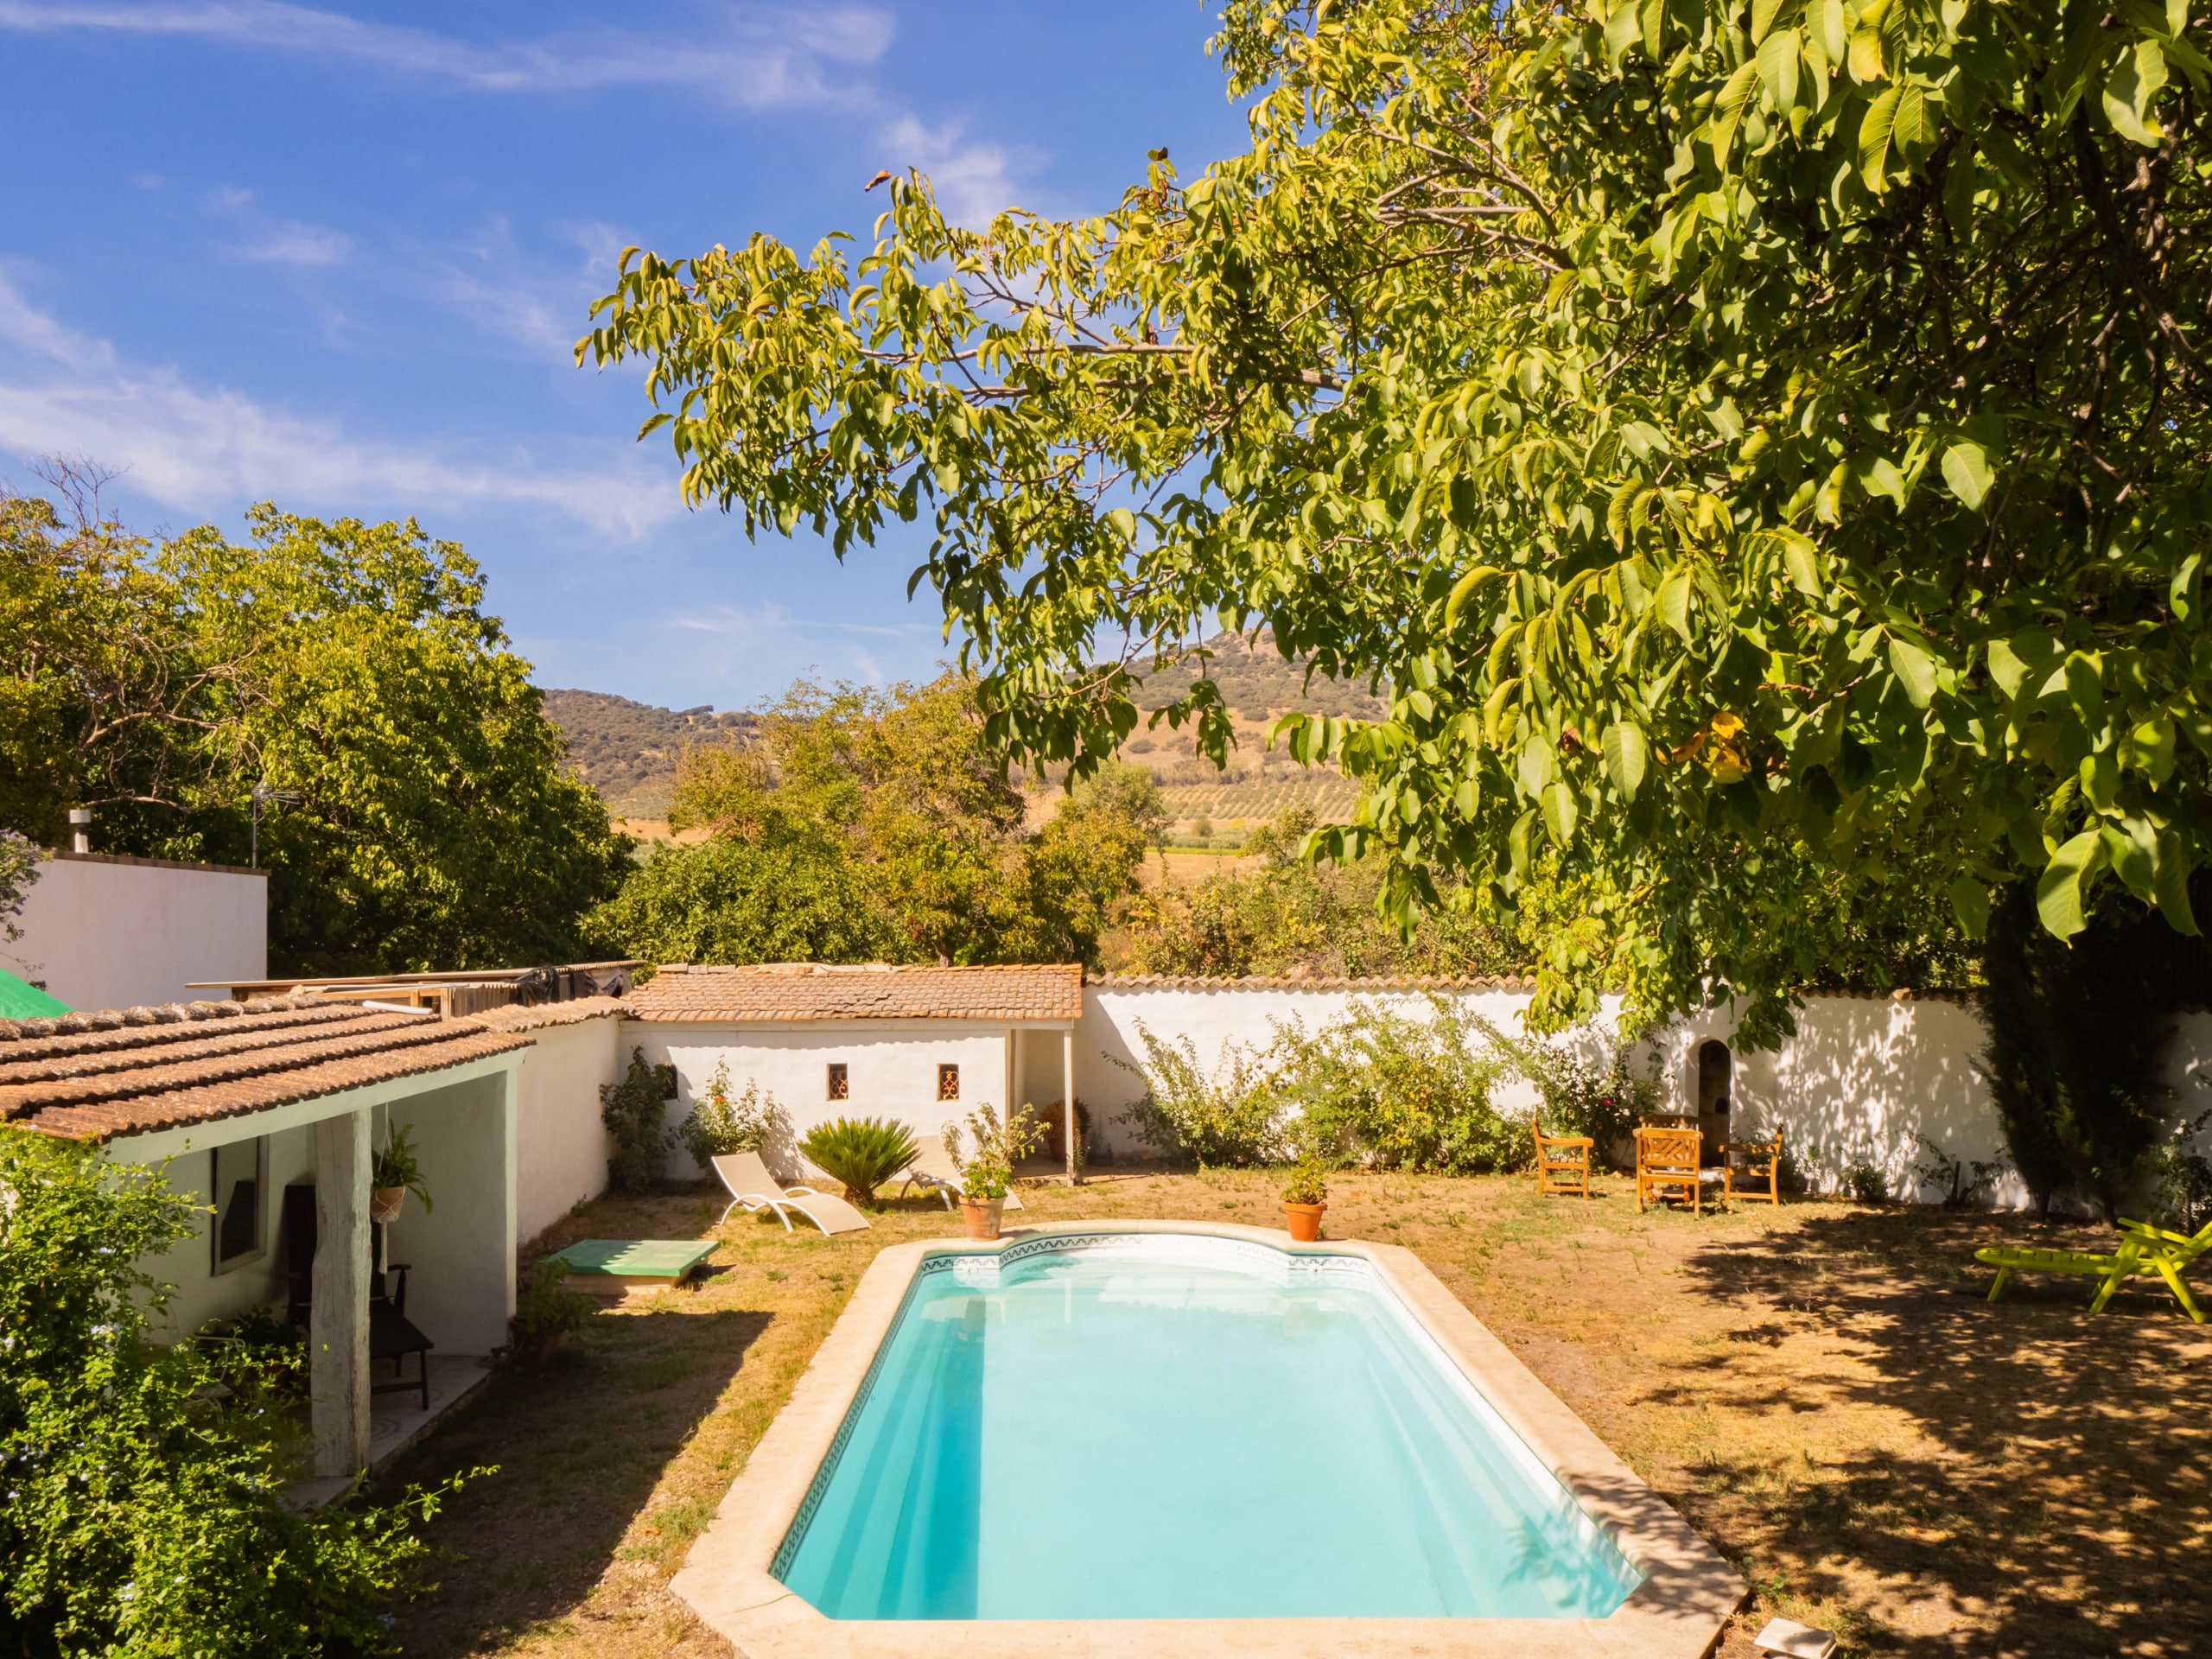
[1062,1025,1078,1186]
[311,1107,372,1478]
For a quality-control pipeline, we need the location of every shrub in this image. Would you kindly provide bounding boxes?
[943,1103,1045,1201]
[1910,1135,2010,1210]
[798,1116,919,1206]
[1469,1015,1655,1167]
[1846,1162,1891,1205]
[1278,998,1523,1174]
[509,1259,595,1363]
[0,1130,470,1656]
[1110,1020,1289,1167]
[675,1060,788,1172]
[600,1046,670,1194]
[2151,1112,2212,1233]
[1281,1155,1327,1205]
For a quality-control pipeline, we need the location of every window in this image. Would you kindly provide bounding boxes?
[937,1063,960,1102]
[210,1136,266,1274]
[827,1062,849,1102]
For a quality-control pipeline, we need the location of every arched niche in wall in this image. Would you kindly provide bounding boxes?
[1694,1039,1733,1163]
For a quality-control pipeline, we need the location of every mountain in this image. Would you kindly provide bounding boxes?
[543,639,1383,830]
[540,690,755,821]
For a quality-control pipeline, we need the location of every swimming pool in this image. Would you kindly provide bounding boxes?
[777,1233,1639,1620]
[671,1224,1741,1658]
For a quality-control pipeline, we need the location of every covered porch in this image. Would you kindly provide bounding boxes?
[4,994,531,1485]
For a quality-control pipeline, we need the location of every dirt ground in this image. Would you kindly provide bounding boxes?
[378,1170,2212,1658]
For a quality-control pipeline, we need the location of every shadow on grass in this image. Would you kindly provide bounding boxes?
[374,1301,771,1656]
[1676,1210,2212,1656]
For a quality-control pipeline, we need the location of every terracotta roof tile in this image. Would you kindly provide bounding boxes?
[1093,973,1536,992]
[464,995,630,1033]
[625,963,1083,1024]
[1,995,531,1143]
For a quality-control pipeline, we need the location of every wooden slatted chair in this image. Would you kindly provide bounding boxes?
[1635,1123,1707,1216]
[1533,1130,1594,1199]
[1723,1131,1784,1206]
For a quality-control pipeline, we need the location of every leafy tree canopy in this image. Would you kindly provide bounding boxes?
[594,676,1157,966]
[2,483,632,976]
[582,0,2212,1034]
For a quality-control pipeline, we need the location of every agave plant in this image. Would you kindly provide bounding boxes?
[798,1116,920,1207]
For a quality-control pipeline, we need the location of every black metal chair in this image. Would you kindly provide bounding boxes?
[282,1184,434,1410]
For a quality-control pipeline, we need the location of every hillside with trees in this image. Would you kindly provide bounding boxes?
[540,690,757,821]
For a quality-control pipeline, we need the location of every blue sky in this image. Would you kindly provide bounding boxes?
[0,2,1249,708]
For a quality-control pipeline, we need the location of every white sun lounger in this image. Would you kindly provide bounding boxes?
[896,1134,1021,1211]
[712,1152,870,1236]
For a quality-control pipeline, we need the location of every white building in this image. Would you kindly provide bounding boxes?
[3,849,266,1012]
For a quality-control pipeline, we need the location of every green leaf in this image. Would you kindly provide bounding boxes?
[1941,440,1993,509]
[2036,830,2107,939]
[1890,82,1933,159]
[1775,530,1821,597]
[1859,84,1902,188]
[1657,568,1694,641]
[2171,551,2202,620]
[1751,0,1792,45]
[1105,506,1136,541]
[1758,29,1802,113]
[1849,20,1888,83]
[1509,806,1541,878]
[1444,564,1502,632]
[1986,636,2030,699]
[2103,38,2168,146]
[2155,830,2201,935]
[1604,1,1642,64]
[1948,876,1990,939]
[1887,633,1939,707]
[1710,60,1763,168]
[1541,779,1580,845]
[1817,0,1847,62]
[1603,721,1648,800]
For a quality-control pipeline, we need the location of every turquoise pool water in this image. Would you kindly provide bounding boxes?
[775,1234,1643,1620]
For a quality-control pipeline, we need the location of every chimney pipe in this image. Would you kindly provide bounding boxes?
[67,808,91,855]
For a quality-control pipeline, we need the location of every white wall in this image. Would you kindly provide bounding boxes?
[629,1022,1019,1179]
[1648,994,2020,1205]
[135,1121,315,1341]
[383,1072,516,1355]
[4,852,266,1013]
[512,1014,625,1242]
[1076,982,1545,1156]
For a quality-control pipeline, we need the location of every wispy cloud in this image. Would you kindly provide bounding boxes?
[0,270,681,539]
[0,2,895,108]
[200,185,353,267]
[877,115,1035,227]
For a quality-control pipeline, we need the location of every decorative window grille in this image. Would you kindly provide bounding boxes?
[937,1063,959,1102]
[827,1062,849,1102]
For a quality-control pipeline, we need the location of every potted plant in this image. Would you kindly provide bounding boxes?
[797,1116,921,1207]
[1282,1155,1328,1242]
[944,1104,1044,1241]
[509,1258,594,1365]
[370,1122,432,1223]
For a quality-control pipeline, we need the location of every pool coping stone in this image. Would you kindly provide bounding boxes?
[671,1219,1744,1658]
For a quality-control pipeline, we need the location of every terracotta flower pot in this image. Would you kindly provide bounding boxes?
[370,1185,406,1224]
[960,1196,1007,1241]
[1283,1200,1325,1242]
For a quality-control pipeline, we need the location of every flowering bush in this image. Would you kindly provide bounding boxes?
[674,1060,788,1172]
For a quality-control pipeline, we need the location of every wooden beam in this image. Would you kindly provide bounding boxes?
[311,1109,372,1478]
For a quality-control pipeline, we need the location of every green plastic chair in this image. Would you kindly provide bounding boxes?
[1977,1217,2212,1323]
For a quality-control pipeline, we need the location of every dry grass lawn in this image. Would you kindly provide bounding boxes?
[378,1170,2212,1659]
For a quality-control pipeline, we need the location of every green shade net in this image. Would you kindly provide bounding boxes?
[0,970,68,1019]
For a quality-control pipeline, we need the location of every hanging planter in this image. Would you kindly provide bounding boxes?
[370,1122,432,1223]
[370,1185,407,1224]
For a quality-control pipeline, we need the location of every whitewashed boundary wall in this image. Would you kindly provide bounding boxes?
[1076,979,2212,1208]
[4,851,266,1013]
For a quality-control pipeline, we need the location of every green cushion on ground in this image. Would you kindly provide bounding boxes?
[549,1239,717,1280]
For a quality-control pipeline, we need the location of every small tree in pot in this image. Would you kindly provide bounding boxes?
[1281,1155,1328,1242]
[370,1123,432,1224]
[943,1104,1044,1241]
[510,1258,594,1365]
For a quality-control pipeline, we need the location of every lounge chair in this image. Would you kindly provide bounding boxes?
[711,1153,870,1236]
[1978,1217,2212,1322]
[895,1135,1022,1211]
[1533,1130,1593,1199]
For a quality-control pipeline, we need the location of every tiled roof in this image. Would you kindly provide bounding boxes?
[626,963,1084,1024]
[1094,973,1537,992]
[465,995,630,1033]
[0,995,531,1142]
